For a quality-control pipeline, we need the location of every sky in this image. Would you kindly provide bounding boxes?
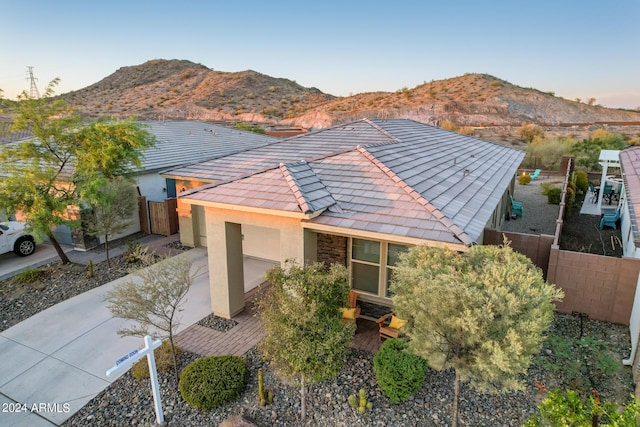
[2,0,639,109]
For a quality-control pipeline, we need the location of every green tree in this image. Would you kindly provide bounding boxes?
[82,177,138,267]
[106,253,195,385]
[256,260,355,422]
[0,80,155,263]
[391,243,563,427]
[572,130,626,170]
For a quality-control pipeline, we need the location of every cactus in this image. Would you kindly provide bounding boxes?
[349,388,372,414]
[258,368,273,406]
[87,259,94,278]
[348,394,358,408]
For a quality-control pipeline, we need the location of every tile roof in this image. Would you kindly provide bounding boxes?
[136,121,277,173]
[181,119,524,245]
[163,119,397,182]
[620,148,640,246]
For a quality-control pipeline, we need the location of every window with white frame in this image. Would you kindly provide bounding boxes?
[350,238,409,298]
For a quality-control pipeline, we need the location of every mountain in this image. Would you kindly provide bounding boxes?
[61,60,640,131]
[62,59,335,122]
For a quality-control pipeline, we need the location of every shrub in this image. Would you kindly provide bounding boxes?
[131,341,181,380]
[573,170,589,194]
[179,355,248,410]
[373,338,429,403]
[547,187,562,204]
[14,268,43,284]
[519,174,532,185]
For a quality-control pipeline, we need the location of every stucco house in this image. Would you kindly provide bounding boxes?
[3,121,277,248]
[164,118,524,319]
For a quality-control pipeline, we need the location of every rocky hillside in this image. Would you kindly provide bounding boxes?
[290,74,640,128]
[59,60,640,130]
[62,59,335,121]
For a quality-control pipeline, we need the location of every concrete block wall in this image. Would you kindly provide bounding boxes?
[547,248,640,325]
[483,229,553,278]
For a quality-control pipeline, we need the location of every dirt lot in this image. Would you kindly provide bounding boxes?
[560,195,623,257]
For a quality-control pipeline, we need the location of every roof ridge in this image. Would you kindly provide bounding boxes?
[356,145,475,246]
[279,162,311,214]
[361,118,401,142]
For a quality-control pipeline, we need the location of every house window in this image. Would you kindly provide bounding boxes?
[350,238,409,299]
[351,238,380,294]
[385,243,409,297]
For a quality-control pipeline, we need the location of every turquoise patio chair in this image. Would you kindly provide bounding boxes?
[530,169,541,180]
[510,195,524,218]
[599,209,621,230]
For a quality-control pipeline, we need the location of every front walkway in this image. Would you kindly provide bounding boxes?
[176,286,382,357]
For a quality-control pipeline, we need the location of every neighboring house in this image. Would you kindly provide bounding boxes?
[2,121,278,249]
[617,148,640,379]
[132,121,277,203]
[165,119,524,319]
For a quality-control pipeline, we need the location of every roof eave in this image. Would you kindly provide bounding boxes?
[301,222,470,251]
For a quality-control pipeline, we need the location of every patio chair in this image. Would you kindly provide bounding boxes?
[510,195,524,218]
[377,313,406,341]
[341,290,361,325]
[602,183,614,205]
[600,209,621,230]
[530,169,541,180]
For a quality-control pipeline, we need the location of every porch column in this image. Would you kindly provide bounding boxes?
[596,162,609,212]
[208,218,245,319]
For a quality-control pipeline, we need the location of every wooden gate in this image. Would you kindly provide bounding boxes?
[148,198,178,236]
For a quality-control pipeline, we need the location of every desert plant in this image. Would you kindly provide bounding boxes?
[14,268,43,284]
[525,389,640,426]
[87,259,94,278]
[256,261,355,422]
[257,368,274,406]
[391,243,563,427]
[519,174,532,185]
[373,338,429,403]
[131,340,182,380]
[106,254,195,385]
[546,187,562,204]
[179,355,248,410]
[348,388,373,414]
[573,170,589,194]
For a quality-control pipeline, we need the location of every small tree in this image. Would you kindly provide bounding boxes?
[83,177,138,267]
[0,81,155,264]
[106,253,195,385]
[391,242,564,427]
[256,260,355,422]
[517,122,546,143]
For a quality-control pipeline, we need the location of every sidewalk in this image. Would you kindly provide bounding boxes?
[0,248,211,426]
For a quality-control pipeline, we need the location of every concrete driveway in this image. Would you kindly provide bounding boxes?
[0,248,212,426]
[0,243,73,282]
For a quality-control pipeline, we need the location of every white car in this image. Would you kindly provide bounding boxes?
[0,221,36,256]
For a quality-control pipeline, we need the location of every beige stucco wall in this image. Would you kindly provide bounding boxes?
[203,206,312,318]
[242,224,280,261]
[174,178,209,247]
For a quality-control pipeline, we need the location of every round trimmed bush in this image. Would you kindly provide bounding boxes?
[546,187,562,204]
[518,174,532,185]
[179,355,248,410]
[373,338,429,403]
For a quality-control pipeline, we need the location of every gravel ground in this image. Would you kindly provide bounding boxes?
[500,178,563,236]
[63,313,634,427]
[197,313,238,332]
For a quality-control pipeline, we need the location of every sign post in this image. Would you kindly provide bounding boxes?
[106,335,164,425]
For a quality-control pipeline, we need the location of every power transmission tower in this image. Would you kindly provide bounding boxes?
[25,66,40,99]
